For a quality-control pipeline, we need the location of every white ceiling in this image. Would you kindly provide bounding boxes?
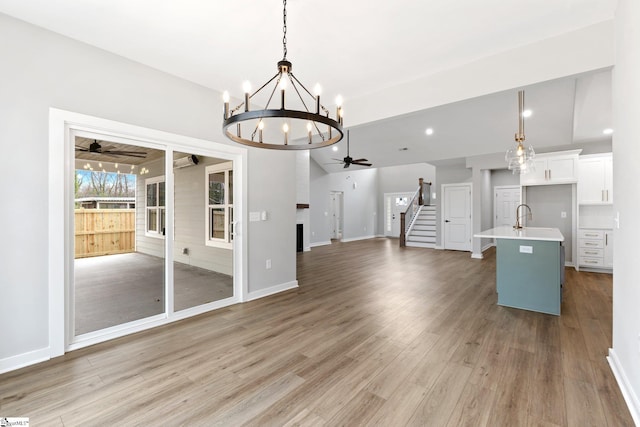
[0,0,616,171]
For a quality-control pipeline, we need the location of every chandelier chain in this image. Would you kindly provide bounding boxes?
[282,0,288,59]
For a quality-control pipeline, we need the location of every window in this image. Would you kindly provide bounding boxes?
[206,162,233,248]
[145,176,165,238]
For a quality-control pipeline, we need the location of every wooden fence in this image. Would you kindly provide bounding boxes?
[75,209,136,258]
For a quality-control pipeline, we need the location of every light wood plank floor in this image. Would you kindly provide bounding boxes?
[1,238,633,426]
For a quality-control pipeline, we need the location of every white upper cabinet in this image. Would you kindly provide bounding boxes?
[520,150,581,186]
[578,153,613,204]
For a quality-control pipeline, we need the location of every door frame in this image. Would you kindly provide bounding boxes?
[49,108,248,356]
[441,183,472,251]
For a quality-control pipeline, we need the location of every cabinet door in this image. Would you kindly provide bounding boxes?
[579,158,606,203]
[604,230,613,268]
[520,159,548,185]
[604,157,613,203]
[547,157,577,183]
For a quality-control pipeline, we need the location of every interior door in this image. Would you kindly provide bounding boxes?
[385,193,413,237]
[494,186,521,228]
[443,184,471,251]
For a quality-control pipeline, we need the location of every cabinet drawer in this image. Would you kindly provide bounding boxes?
[579,239,604,249]
[579,229,604,239]
[580,257,604,267]
[579,248,604,258]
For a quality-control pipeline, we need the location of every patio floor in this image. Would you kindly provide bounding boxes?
[74,252,233,335]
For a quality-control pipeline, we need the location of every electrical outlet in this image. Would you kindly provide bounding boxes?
[266,259,272,269]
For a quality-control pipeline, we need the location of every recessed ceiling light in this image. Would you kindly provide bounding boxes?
[332,146,338,152]
[603,128,614,135]
[522,109,532,118]
[425,128,434,135]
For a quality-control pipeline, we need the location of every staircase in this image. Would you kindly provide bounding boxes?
[406,205,436,248]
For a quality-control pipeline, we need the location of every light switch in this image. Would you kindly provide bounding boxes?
[249,212,260,222]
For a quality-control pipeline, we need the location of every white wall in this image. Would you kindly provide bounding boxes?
[376,162,437,235]
[611,0,640,422]
[0,13,295,367]
[309,159,378,243]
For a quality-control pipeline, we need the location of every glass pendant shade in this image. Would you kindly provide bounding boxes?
[505,90,535,174]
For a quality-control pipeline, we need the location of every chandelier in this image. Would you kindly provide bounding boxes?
[222,0,344,150]
[505,90,535,173]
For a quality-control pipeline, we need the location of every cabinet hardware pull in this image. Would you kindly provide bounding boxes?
[606,190,609,201]
[606,234,608,245]
[548,169,551,180]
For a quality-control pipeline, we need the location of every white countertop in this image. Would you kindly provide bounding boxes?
[474,226,564,242]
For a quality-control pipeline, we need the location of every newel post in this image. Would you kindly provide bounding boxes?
[400,212,406,247]
[418,178,424,206]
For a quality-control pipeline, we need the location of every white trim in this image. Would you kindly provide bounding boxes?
[471,253,484,259]
[0,347,51,375]
[246,281,299,301]
[340,235,377,243]
[49,108,248,362]
[310,240,332,247]
[608,348,640,426]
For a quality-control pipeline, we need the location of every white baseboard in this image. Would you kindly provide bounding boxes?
[304,246,311,252]
[608,348,640,426]
[471,252,484,259]
[310,240,331,248]
[435,245,444,250]
[246,280,298,301]
[481,243,495,252]
[341,235,377,243]
[0,346,51,375]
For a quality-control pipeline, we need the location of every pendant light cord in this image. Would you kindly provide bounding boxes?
[282,0,288,60]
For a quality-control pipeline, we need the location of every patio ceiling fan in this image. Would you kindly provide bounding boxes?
[330,130,372,168]
[75,140,147,158]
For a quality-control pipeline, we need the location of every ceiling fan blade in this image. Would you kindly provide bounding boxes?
[353,162,372,167]
[351,158,368,162]
[105,151,147,158]
[75,146,89,152]
[343,162,350,168]
[331,158,345,162]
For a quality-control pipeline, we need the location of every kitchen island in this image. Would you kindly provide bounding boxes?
[474,226,564,315]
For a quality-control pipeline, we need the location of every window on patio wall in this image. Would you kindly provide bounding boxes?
[146,176,165,237]
[206,162,233,248]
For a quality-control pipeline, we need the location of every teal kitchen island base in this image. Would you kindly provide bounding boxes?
[475,226,564,316]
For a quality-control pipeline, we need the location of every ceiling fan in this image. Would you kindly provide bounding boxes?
[75,140,147,158]
[331,130,372,168]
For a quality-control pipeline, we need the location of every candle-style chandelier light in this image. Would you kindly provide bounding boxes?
[222,0,344,150]
[505,90,535,173]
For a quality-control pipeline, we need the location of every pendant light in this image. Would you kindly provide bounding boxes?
[505,90,535,173]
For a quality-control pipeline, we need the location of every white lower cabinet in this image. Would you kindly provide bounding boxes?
[578,228,613,270]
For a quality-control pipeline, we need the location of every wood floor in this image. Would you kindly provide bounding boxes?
[0,238,633,426]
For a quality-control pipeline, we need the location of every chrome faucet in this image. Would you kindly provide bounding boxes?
[514,204,532,229]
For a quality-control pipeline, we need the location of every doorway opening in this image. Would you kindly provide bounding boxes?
[329,191,344,240]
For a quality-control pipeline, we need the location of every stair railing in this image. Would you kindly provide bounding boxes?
[400,178,431,247]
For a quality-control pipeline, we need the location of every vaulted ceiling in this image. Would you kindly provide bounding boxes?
[0,0,616,171]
